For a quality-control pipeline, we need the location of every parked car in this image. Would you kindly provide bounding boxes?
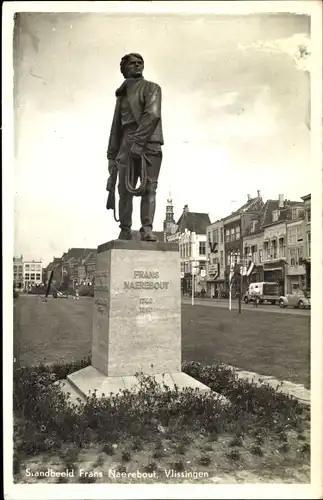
[278,292,311,309]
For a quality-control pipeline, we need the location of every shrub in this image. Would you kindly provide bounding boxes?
[131,438,143,451]
[229,436,243,447]
[250,445,264,457]
[182,361,306,430]
[102,443,114,456]
[152,449,165,459]
[172,460,185,472]
[121,451,131,462]
[199,454,211,466]
[227,449,241,461]
[279,443,290,453]
[144,461,157,473]
[13,361,309,459]
[301,443,310,456]
[175,444,186,455]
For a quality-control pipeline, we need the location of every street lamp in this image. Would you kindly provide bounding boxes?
[191,262,199,306]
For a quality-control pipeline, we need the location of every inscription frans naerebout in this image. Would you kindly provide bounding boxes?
[124,269,170,315]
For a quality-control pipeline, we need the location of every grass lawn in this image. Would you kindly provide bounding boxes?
[15,296,310,387]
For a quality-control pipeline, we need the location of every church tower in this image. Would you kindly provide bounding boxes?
[163,193,176,237]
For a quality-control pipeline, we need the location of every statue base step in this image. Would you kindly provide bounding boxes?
[60,365,218,401]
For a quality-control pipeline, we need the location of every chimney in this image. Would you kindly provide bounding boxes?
[247,194,251,201]
[278,194,284,208]
[183,204,189,213]
[257,190,261,198]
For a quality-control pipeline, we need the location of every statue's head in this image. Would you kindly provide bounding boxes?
[120,53,144,78]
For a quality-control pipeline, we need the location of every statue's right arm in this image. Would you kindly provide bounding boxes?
[107,98,121,164]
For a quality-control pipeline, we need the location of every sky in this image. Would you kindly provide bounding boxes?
[13,10,311,266]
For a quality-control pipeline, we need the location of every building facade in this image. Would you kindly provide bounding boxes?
[223,193,263,294]
[13,256,24,290]
[168,228,208,295]
[285,216,306,293]
[301,194,311,290]
[262,197,304,296]
[262,220,287,295]
[166,205,210,295]
[205,219,225,297]
[23,260,43,289]
[242,230,265,283]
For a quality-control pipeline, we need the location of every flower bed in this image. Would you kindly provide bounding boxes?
[13,359,310,484]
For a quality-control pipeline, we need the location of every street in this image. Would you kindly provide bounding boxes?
[182,297,311,316]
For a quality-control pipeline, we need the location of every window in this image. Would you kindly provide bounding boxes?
[25,264,30,269]
[225,229,230,243]
[31,264,35,271]
[271,240,277,259]
[36,264,41,270]
[14,265,17,271]
[30,273,35,280]
[230,228,235,242]
[250,221,257,233]
[235,226,240,240]
[212,257,217,265]
[288,228,297,245]
[289,248,296,266]
[278,238,285,258]
[297,247,303,263]
[296,227,303,242]
[272,210,279,222]
[292,207,303,220]
[36,273,41,280]
[220,228,224,243]
[212,230,217,243]
[208,231,212,243]
[199,241,206,255]
[25,273,30,280]
[227,254,231,266]
[306,209,311,224]
[220,251,223,267]
[259,249,263,263]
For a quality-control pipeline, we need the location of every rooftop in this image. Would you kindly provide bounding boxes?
[176,211,211,234]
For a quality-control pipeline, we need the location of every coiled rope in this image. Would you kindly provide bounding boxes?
[111,153,148,223]
[125,153,148,196]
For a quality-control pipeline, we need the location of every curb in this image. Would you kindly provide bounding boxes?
[224,364,310,406]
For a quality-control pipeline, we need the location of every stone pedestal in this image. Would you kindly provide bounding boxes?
[65,240,210,398]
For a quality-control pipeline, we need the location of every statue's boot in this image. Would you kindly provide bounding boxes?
[140,181,158,242]
[118,229,133,240]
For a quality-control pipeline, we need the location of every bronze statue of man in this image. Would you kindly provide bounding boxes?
[107,53,163,242]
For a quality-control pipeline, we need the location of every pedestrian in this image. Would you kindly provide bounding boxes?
[253,287,260,307]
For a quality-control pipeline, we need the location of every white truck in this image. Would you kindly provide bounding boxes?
[243,282,281,305]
